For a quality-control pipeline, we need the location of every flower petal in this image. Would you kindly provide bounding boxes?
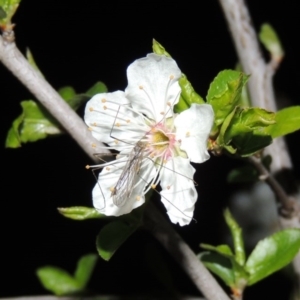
[84,91,147,148]
[160,157,197,226]
[174,104,214,163]
[125,54,181,121]
[92,155,156,216]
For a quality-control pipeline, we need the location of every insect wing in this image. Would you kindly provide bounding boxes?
[112,144,145,207]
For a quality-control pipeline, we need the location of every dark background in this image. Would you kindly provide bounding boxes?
[1,0,299,298]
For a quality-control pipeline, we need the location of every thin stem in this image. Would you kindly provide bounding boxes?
[218,0,292,173]
[0,35,107,160]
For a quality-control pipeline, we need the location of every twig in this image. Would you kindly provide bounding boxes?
[0,35,106,160]
[218,0,292,173]
[0,34,230,299]
[144,202,231,300]
[248,156,298,217]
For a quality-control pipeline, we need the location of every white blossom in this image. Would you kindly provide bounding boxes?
[84,54,214,226]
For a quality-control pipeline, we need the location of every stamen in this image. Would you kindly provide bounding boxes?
[151,184,157,189]
[88,127,93,131]
[103,105,107,110]
[85,165,90,169]
[106,167,110,171]
[139,85,143,89]
[93,122,97,126]
[115,122,121,127]
[101,98,106,103]
[186,131,190,137]
[170,75,174,80]
[89,107,94,111]
[91,143,96,148]
[136,195,141,201]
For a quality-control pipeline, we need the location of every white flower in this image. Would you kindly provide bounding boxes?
[84,53,214,226]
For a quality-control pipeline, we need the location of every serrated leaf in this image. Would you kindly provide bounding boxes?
[96,220,139,261]
[36,266,82,296]
[58,206,104,220]
[5,100,61,148]
[199,252,236,287]
[223,107,275,156]
[224,209,246,266]
[207,70,249,128]
[264,106,300,138]
[259,23,284,61]
[245,229,300,285]
[74,254,98,287]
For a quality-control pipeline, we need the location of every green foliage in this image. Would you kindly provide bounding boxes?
[0,0,20,27]
[36,254,97,296]
[245,229,300,285]
[219,107,275,156]
[227,165,259,183]
[264,106,300,138]
[224,209,245,266]
[58,206,104,220]
[96,205,145,261]
[207,70,249,130]
[199,210,300,294]
[6,82,107,148]
[259,23,284,61]
[5,100,61,148]
[152,39,204,112]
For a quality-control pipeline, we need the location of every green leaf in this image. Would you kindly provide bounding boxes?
[96,220,139,261]
[199,252,236,287]
[227,165,259,183]
[58,86,76,101]
[223,107,275,156]
[152,39,204,112]
[0,0,20,25]
[86,81,108,97]
[5,100,61,148]
[259,23,284,61]
[201,243,234,257]
[264,106,300,138]
[36,267,82,296]
[224,209,246,266]
[245,229,300,285]
[152,39,171,57]
[175,74,205,113]
[5,112,23,148]
[74,254,98,288]
[207,70,249,129]
[58,206,105,220]
[26,48,44,78]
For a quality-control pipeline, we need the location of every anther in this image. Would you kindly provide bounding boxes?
[136,195,141,201]
[88,127,93,131]
[85,165,90,169]
[89,107,94,111]
[126,119,130,123]
[103,105,107,110]
[114,140,119,144]
[151,184,157,189]
[167,101,171,106]
[170,75,174,80]
[91,143,96,148]
[186,131,190,137]
[101,98,106,103]
[93,122,97,126]
[106,167,110,171]
[116,122,121,127]
[139,85,143,90]
[160,111,165,115]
